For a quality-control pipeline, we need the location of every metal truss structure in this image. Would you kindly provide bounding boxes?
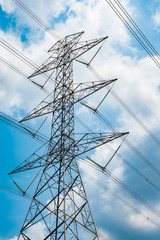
[10,32,128,239]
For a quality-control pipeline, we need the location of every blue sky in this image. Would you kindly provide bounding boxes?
[1,0,160,239]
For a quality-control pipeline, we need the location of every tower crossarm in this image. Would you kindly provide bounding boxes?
[28,32,84,79]
[74,132,129,157]
[10,132,128,175]
[48,31,84,53]
[28,34,108,78]
[8,152,50,174]
[46,132,128,168]
[19,95,58,122]
[8,136,67,174]
[20,79,116,123]
[69,36,108,60]
[73,78,117,103]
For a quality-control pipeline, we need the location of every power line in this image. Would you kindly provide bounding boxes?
[113,0,160,59]
[0,55,48,93]
[79,156,160,219]
[0,37,55,88]
[0,184,31,200]
[81,167,160,228]
[11,0,60,41]
[0,112,49,143]
[105,0,160,67]
[0,37,37,70]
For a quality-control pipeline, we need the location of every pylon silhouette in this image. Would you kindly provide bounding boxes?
[10,32,127,239]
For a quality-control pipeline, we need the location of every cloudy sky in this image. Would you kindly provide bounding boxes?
[1,0,160,239]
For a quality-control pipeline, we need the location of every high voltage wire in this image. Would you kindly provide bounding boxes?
[12,0,160,67]
[79,156,160,220]
[124,139,160,176]
[12,0,160,68]
[0,184,31,200]
[0,37,55,87]
[110,90,160,146]
[11,0,160,67]
[0,112,49,143]
[113,0,160,59]
[81,167,160,229]
[105,0,160,68]
[11,0,60,41]
[0,37,37,70]
[123,159,160,193]
[0,55,48,93]
[0,56,27,78]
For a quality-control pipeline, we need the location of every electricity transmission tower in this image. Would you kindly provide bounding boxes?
[9,32,127,239]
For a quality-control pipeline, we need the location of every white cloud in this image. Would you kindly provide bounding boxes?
[9,236,17,240]
[6,0,70,31]
[152,7,160,32]
[0,0,15,14]
[54,0,131,45]
[98,228,114,240]
[0,29,49,117]
[129,213,157,230]
[10,222,47,240]
[153,11,160,26]
[128,201,160,231]
[25,222,46,239]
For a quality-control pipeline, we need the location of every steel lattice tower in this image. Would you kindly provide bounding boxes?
[10,32,128,239]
